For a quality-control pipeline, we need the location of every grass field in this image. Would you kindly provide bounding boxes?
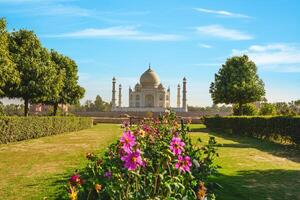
[189,124,300,200]
[0,124,121,200]
[0,124,299,200]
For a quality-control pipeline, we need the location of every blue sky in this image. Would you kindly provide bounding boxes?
[1,0,300,106]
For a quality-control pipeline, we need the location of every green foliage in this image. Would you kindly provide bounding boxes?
[2,19,85,117]
[0,18,20,97]
[233,103,258,116]
[56,52,85,106]
[8,30,60,116]
[204,116,300,145]
[32,50,85,116]
[274,102,296,116]
[0,116,92,143]
[0,103,24,116]
[188,104,232,113]
[259,103,277,115]
[93,95,111,112]
[70,95,111,112]
[65,113,219,199]
[209,55,265,115]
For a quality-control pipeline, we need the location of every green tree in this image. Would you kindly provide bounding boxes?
[233,103,258,116]
[0,18,19,97]
[30,49,65,115]
[8,29,57,116]
[93,95,111,111]
[48,50,85,115]
[259,103,276,115]
[210,55,265,115]
[274,102,295,116]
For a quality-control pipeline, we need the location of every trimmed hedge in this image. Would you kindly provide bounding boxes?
[0,116,93,144]
[204,116,300,145]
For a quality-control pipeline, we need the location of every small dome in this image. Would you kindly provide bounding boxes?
[140,67,160,87]
[135,83,141,88]
[158,83,164,89]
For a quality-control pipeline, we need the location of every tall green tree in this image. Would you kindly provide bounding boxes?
[94,95,111,111]
[0,18,19,97]
[8,29,58,116]
[209,55,265,115]
[48,50,85,115]
[30,48,65,115]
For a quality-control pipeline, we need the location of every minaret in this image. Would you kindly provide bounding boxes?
[182,77,187,112]
[129,86,132,107]
[118,84,122,107]
[177,84,181,108]
[112,77,116,110]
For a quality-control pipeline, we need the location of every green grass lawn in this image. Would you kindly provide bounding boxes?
[189,125,300,200]
[0,123,299,200]
[0,124,121,200]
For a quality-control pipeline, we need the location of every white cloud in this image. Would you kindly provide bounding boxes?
[40,4,92,17]
[46,26,185,41]
[194,8,250,18]
[196,25,253,41]
[232,44,300,72]
[199,43,213,48]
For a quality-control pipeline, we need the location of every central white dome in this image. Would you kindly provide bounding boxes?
[140,67,160,87]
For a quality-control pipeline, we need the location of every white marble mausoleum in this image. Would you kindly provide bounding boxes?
[111,65,187,112]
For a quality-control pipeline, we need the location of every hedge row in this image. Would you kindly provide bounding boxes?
[204,116,300,145]
[0,116,93,144]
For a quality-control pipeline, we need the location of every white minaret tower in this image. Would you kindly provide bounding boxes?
[118,84,122,107]
[177,84,181,108]
[112,77,116,110]
[182,77,187,112]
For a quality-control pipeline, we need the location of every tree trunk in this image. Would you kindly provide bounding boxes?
[24,98,29,117]
[53,103,58,116]
[239,102,243,116]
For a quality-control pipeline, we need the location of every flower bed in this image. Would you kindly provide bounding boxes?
[65,113,219,200]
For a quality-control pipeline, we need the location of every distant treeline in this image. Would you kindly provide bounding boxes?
[69,95,112,112]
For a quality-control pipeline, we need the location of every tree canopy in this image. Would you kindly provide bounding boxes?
[1,18,85,116]
[0,18,19,97]
[209,55,265,115]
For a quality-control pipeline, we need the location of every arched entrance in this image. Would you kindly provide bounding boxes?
[145,94,154,107]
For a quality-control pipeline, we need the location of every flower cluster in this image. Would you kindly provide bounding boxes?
[64,112,219,199]
[119,131,135,153]
[170,136,192,173]
[119,130,144,170]
[170,136,185,155]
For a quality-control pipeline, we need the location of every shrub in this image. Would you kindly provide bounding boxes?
[233,103,258,116]
[0,116,92,143]
[259,103,276,115]
[204,116,300,145]
[65,113,219,200]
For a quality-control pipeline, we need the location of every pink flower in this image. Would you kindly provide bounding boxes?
[121,149,144,171]
[175,156,192,173]
[69,174,83,185]
[142,124,151,132]
[120,131,135,153]
[170,136,185,155]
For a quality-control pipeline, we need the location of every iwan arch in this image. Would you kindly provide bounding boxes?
[111,65,187,112]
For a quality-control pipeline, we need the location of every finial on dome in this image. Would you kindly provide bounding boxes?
[148,63,151,70]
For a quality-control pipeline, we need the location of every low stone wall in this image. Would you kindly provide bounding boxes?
[75,111,230,118]
[78,111,230,125]
[92,116,203,124]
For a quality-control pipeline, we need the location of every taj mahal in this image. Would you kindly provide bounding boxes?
[111,65,187,112]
